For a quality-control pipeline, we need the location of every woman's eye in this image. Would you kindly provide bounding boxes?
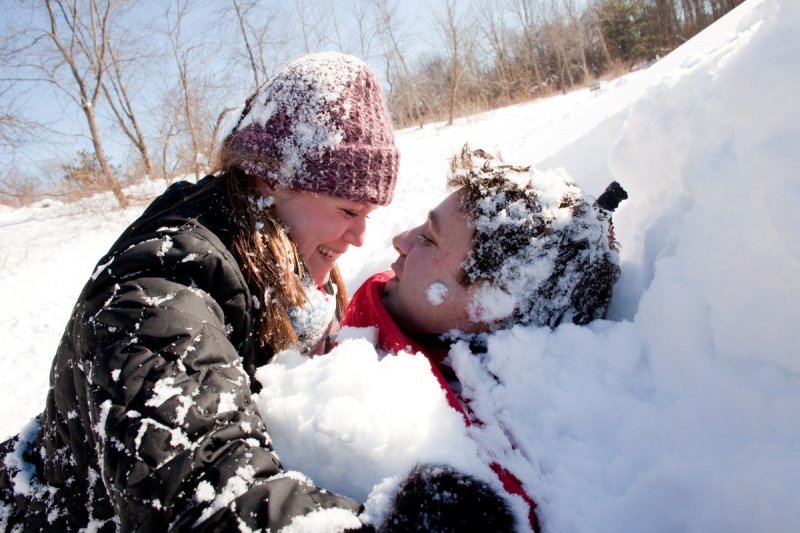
[418,234,432,244]
[343,209,358,218]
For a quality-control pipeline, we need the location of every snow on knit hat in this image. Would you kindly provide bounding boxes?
[449,146,627,329]
[225,52,399,206]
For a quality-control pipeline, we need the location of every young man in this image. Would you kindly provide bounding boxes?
[341,145,627,533]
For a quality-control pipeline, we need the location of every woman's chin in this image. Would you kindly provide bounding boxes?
[308,269,331,287]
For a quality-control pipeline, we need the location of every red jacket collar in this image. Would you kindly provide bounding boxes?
[341,272,468,422]
[341,271,424,355]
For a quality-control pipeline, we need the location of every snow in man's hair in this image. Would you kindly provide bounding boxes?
[448,145,622,329]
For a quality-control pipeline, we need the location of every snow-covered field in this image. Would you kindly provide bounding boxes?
[1,0,798,531]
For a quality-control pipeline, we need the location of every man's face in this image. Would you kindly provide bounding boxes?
[382,190,488,335]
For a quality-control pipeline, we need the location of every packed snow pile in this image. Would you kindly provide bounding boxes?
[1,0,798,531]
[253,340,491,503]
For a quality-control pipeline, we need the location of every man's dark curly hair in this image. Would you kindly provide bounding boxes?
[448,145,623,328]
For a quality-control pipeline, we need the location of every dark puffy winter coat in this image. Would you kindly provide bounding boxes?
[0,176,361,531]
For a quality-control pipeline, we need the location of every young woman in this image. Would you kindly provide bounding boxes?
[0,52,399,531]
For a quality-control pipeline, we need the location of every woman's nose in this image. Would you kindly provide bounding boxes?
[344,216,367,247]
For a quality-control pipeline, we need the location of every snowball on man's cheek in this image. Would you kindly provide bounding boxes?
[426,282,449,306]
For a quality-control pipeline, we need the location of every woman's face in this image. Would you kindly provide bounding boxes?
[259,181,378,286]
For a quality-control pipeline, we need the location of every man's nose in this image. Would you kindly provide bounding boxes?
[392,228,414,255]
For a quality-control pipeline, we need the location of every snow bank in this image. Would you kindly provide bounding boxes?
[258,1,800,530]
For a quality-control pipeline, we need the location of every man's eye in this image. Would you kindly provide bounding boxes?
[418,234,433,244]
[343,209,358,218]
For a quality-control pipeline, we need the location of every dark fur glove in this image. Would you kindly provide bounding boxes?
[376,464,516,532]
[595,181,628,212]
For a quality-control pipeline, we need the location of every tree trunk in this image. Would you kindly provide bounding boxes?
[43,0,128,208]
[86,104,129,207]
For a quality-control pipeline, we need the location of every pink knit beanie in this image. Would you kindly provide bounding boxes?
[225,52,399,206]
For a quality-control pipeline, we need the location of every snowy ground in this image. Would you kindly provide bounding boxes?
[1,0,798,531]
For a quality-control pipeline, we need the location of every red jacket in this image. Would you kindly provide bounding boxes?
[341,271,541,533]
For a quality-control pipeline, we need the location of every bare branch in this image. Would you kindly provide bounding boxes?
[40,0,129,207]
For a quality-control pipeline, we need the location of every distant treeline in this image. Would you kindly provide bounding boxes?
[387,0,745,128]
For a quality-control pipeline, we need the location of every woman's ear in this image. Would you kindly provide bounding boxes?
[255,177,276,198]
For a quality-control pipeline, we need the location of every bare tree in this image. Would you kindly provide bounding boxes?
[0,86,37,153]
[1,0,749,204]
[102,28,156,181]
[560,0,591,83]
[221,0,296,96]
[7,0,131,207]
[164,0,216,180]
[348,0,379,60]
[0,168,42,207]
[155,89,182,183]
[208,105,240,165]
[443,0,460,125]
[510,0,544,91]
[0,113,23,151]
[541,1,577,92]
[547,21,574,91]
[373,0,426,128]
[434,0,474,126]
[0,95,36,204]
[586,2,614,70]
[483,0,516,105]
[294,0,329,54]
[232,0,263,89]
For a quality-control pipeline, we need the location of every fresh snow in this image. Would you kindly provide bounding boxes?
[1,0,798,531]
[254,343,488,503]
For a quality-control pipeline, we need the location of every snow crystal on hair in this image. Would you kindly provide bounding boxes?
[234,53,363,151]
[449,145,622,328]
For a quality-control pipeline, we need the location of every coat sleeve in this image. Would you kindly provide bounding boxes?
[76,230,363,531]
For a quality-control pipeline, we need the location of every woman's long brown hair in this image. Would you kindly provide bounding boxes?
[214,151,348,364]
